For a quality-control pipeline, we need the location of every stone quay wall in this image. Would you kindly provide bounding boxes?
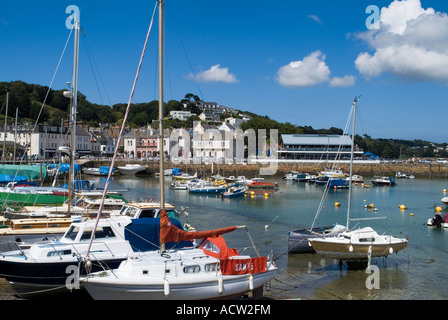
[87,159,448,178]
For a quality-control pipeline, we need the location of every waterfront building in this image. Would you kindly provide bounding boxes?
[192,122,236,164]
[89,129,115,156]
[0,123,93,160]
[278,134,363,161]
[122,128,170,159]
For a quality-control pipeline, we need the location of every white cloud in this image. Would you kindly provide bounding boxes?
[187,64,238,83]
[276,51,330,88]
[355,0,448,83]
[308,14,323,25]
[380,0,434,35]
[329,75,356,87]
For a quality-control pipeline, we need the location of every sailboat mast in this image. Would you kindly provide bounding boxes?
[158,0,165,210]
[3,92,8,161]
[346,97,357,229]
[68,18,80,213]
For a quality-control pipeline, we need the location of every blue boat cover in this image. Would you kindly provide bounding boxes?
[0,174,28,183]
[125,218,193,252]
[58,163,81,173]
[59,180,93,190]
[99,166,114,175]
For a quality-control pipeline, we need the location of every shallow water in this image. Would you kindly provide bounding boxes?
[101,174,448,300]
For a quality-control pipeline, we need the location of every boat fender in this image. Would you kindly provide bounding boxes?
[249,274,254,290]
[218,275,223,294]
[164,279,170,296]
[349,245,354,252]
[85,259,92,273]
[389,247,394,254]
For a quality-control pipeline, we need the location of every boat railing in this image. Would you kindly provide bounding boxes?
[0,239,27,258]
[71,241,118,259]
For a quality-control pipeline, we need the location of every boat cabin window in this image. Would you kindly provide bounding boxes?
[138,209,156,218]
[204,263,219,272]
[47,249,72,257]
[86,203,123,210]
[119,206,177,219]
[63,225,116,241]
[359,237,375,243]
[183,265,201,273]
[64,225,78,241]
[120,206,139,218]
[80,226,116,241]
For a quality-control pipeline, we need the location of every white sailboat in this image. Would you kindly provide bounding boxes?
[80,0,276,300]
[307,98,408,265]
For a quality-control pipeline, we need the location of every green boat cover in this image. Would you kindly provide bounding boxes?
[0,164,47,181]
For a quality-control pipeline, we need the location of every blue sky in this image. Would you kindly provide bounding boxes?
[1,0,448,142]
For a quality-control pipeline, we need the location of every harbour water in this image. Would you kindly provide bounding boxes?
[108,174,448,300]
[2,174,448,300]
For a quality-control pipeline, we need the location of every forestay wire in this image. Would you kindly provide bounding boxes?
[310,102,354,230]
[85,1,158,258]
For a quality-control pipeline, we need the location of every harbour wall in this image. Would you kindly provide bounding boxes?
[87,159,448,178]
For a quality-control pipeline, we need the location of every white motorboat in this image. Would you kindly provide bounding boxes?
[235,176,252,185]
[427,212,448,228]
[347,175,364,183]
[372,176,396,186]
[188,180,227,194]
[293,173,316,182]
[14,195,127,218]
[395,172,414,179]
[117,164,147,175]
[0,216,74,252]
[173,172,198,181]
[441,197,448,206]
[318,169,347,178]
[283,171,299,180]
[169,180,191,190]
[82,166,115,176]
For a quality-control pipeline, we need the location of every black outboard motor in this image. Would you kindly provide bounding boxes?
[431,213,444,227]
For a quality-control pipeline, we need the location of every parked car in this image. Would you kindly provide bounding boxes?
[419,159,431,164]
[437,158,448,164]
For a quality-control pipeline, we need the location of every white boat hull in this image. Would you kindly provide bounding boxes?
[118,165,147,175]
[308,227,408,261]
[81,247,276,300]
[82,269,276,300]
